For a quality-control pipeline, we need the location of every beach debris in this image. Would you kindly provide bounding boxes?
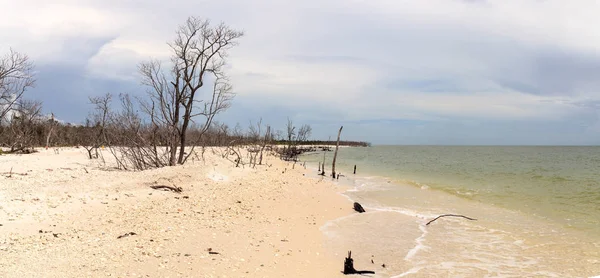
[343,251,375,275]
[117,232,137,239]
[426,214,477,226]
[38,229,60,237]
[207,248,219,255]
[2,167,28,177]
[353,202,366,213]
[381,264,386,268]
[150,185,183,193]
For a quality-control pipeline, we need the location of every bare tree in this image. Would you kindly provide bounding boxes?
[140,16,243,166]
[258,125,271,165]
[107,94,170,170]
[282,117,296,160]
[297,124,312,142]
[0,49,35,124]
[45,113,58,148]
[286,117,296,144]
[82,93,112,159]
[6,99,42,153]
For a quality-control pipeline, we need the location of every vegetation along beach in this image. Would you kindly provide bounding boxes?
[2,1,600,277]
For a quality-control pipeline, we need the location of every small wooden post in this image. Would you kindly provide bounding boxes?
[353,165,356,174]
[321,151,326,176]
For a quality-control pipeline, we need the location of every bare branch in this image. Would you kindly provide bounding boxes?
[140,16,243,166]
[0,49,36,123]
[426,214,477,226]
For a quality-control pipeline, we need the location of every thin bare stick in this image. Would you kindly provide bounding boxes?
[426,214,477,226]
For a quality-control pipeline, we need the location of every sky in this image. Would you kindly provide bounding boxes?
[1,0,600,145]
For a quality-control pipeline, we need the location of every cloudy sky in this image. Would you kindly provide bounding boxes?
[1,0,599,145]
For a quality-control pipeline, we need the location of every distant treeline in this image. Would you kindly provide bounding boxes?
[0,117,369,152]
[272,140,370,147]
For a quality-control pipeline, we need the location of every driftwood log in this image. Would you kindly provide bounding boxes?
[353,202,366,213]
[150,185,183,193]
[343,251,375,275]
[117,232,137,239]
[426,214,476,226]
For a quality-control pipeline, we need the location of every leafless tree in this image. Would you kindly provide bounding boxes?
[45,113,58,148]
[286,117,296,144]
[106,94,170,170]
[0,49,35,124]
[297,124,312,142]
[139,16,243,166]
[258,124,272,165]
[6,99,42,153]
[278,118,313,161]
[82,93,112,159]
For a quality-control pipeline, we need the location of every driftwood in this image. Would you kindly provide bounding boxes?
[343,251,375,275]
[117,232,137,239]
[426,214,477,226]
[2,167,28,177]
[150,185,183,193]
[353,202,366,213]
[331,126,343,178]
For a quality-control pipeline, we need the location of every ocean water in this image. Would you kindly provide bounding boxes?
[300,146,600,277]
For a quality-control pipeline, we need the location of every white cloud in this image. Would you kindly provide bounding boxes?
[1,0,600,143]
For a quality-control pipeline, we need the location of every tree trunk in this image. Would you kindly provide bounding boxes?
[169,103,181,166]
[331,126,343,178]
[177,124,188,164]
[169,132,178,166]
[45,129,52,148]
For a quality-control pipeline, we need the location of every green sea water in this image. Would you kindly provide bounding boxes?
[305,145,600,233]
[300,146,600,277]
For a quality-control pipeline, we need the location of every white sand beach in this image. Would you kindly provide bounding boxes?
[0,147,355,278]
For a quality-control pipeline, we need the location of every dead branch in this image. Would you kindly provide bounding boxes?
[117,232,137,239]
[150,185,183,193]
[0,49,36,122]
[426,214,477,226]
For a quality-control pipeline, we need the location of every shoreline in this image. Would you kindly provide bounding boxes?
[299,152,600,277]
[0,147,355,277]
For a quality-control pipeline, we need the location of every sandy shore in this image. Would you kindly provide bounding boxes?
[0,147,354,277]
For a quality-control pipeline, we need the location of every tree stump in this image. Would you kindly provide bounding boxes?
[343,251,375,275]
